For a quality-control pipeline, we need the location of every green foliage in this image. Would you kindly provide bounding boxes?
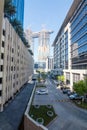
[41,72,47,80]
[29,105,57,126]
[57,75,65,82]
[36,70,40,73]
[75,101,87,109]
[73,80,87,95]
[84,77,87,87]
[37,77,41,83]
[4,0,16,18]
[4,0,30,48]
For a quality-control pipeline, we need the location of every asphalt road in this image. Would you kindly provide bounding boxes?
[0,82,34,130]
[47,78,87,130]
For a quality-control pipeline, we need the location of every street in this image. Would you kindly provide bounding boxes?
[46,78,87,130]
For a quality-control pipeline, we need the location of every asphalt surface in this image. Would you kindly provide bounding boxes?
[47,78,87,130]
[0,82,34,130]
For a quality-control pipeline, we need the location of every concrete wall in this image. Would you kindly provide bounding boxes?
[0,0,4,110]
[24,115,44,130]
[0,0,4,47]
[0,17,34,111]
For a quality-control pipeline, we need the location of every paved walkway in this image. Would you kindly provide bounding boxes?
[0,82,34,130]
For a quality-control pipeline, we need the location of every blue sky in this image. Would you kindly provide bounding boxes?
[24,0,73,61]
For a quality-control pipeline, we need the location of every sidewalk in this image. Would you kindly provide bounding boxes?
[0,82,34,130]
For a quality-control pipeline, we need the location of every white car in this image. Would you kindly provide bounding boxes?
[36,89,48,95]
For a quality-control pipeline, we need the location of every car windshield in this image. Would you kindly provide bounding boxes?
[40,90,46,92]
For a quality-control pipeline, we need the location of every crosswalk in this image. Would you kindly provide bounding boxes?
[54,99,70,102]
[34,99,71,103]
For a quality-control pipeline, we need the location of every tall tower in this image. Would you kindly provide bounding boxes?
[38,29,53,62]
[25,28,53,71]
[12,0,24,27]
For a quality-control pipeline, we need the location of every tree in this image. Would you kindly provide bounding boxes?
[84,76,87,87]
[4,0,16,19]
[4,0,29,48]
[11,18,22,28]
[57,75,65,82]
[73,80,87,95]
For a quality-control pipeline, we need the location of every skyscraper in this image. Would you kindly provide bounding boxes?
[12,0,24,27]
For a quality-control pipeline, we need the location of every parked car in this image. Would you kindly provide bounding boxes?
[69,93,83,100]
[67,91,75,96]
[36,89,48,95]
[60,86,65,90]
[63,89,70,94]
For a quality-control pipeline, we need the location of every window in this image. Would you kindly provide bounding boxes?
[1,53,4,59]
[12,57,13,62]
[0,90,2,96]
[0,78,2,84]
[11,66,13,71]
[14,74,15,79]
[12,48,14,53]
[2,41,4,47]
[16,81,18,85]
[0,65,3,71]
[14,66,15,71]
[3,29,5,36]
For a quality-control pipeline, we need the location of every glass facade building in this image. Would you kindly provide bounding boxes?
[65,31,68,69]
[71,0,87,69]
[12,0,24,27]
[53,0,87,89]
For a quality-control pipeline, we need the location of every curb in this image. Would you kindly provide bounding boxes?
[46,116,58,128]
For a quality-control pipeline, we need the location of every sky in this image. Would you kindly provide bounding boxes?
[24,0,73,61]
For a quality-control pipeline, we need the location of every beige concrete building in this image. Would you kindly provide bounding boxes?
[0,10,34,111]
[45,56,54,72]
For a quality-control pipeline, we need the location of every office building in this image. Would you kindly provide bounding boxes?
[46,56,54,72]
[53,0,87,90]
[12,0,24,26]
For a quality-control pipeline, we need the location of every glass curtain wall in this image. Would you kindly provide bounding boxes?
[71,0,87,69]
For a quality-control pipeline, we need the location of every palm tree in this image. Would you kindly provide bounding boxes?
[4,0,16,19]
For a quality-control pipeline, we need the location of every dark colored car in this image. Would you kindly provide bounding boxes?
[67,91,75,96]
[63,89,70,94]
[69,93,83,100]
